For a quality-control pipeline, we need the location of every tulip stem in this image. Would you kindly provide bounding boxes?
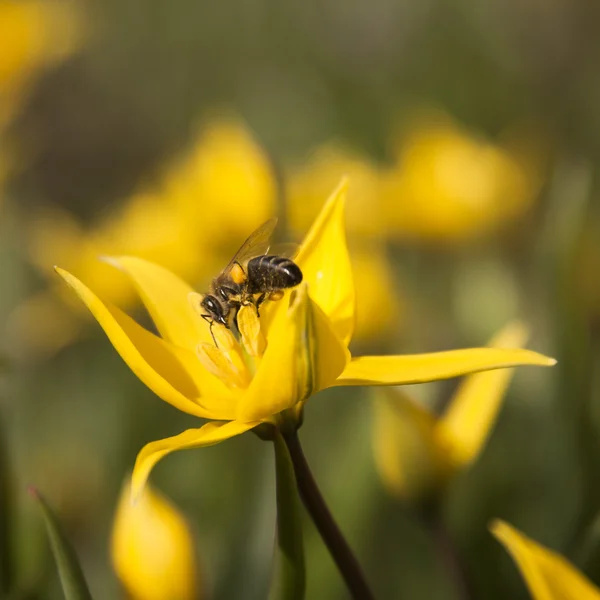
[283,430,376,600]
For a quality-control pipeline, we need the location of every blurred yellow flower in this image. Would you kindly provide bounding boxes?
[491,520,600,600]
[372,321,531,500]
[286,108,542,245]
[0,0,80,195]
[0,0,80,128]
[112,480,198,600]
[380,110,541,243]
[11,117,275,356]
[351,241,403,344]
[55,180,555,500]
[286,143,384,238]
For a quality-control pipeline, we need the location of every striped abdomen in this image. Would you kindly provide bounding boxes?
[246,255,303,294]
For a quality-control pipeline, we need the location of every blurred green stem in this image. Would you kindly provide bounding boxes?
[0,414,14,596]
[30,489,93,600]
[283,430,376,600]
[270,432,306,600]
[418,502,471,600]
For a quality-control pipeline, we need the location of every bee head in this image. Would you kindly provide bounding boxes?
[201,294,228,327]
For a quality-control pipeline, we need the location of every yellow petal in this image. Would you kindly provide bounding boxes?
[491,520,600,600]
[112,480,198,600]
[236,288,308,422]
[371,389,451,501]
[55,267,215,418]
[335,347,556,386]
[236,285,348,422]
[104,256,213,351]
[295,179,355,346]
[131,421,258,500]
[438,321,530,467]
[308,295,351,393]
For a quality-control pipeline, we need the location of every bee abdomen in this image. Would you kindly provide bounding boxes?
[247,255,303,293]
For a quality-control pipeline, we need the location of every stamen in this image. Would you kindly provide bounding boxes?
[237,305,266,358]
[196,342,250,389]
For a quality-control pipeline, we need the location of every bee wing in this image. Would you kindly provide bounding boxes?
[267,242,300,260]
[221,217,278,276]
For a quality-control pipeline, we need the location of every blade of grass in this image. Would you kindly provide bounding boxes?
[28,488,93,600]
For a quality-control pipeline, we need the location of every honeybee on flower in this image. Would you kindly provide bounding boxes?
[197,218,302,344]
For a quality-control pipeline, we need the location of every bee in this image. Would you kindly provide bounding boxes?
[200,218,303,344]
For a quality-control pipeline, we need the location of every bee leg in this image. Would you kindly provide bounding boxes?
[231,305,241,334]
[201,314,219,347]
[255,293,267,317]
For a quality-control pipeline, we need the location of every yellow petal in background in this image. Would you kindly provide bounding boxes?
[295,178,355,346]
[371,389,452,501]
[55,268,213,418]
[131,421,258,500]
[491,520,600,600]
[112,480,198,600]
[286,142,384,238]
[0,0,81,126]
[105,256,213,351]
[351,242,403,344]
[438,321,530,468]
[335,347,556,386]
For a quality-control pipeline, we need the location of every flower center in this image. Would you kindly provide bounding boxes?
[190,296,265,390]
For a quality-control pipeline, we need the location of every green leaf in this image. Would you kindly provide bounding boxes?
[29,488,93,600]
[269,432,306,600]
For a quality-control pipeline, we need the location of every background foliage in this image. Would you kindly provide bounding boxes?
[1,0,600,598]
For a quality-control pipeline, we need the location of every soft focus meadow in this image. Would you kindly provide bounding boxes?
[1,1,600,599]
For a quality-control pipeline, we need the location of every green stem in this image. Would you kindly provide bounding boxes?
[0,414,13,596]
[270,432,306,600]
[283,430,375,600]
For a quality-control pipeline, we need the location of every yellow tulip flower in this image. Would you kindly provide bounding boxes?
[112,481,198,600]
[286,109,542,245]
[372,321,531,500]
[55,180,555,499]
[380,110,541,243]
[491,520,600,600]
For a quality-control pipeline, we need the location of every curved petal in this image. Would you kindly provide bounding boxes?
[491,520,600,600]
[334,347,556,386]
[295,179,355,346]
[236,285,348,422]
[55,267,225,418]
[438,321,530,467]
[103,256,213,351]
[131,420,258,500]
